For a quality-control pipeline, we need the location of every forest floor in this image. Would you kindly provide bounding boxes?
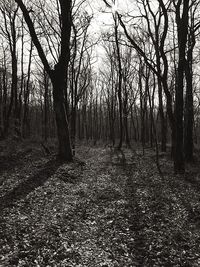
[1,140,200,266]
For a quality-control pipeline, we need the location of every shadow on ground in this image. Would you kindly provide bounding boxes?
[0,159,61,209]
[0,149,33,173]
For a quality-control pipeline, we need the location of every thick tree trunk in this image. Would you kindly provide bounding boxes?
[184,60,193,162]
[174,0,189,174]
[15,0,73,160]
[174,68,185,174]
[174,56,185,173]
[0,75,3,137]
[52,70,72,161]
[184,33,194,162]
[161,78,175,157]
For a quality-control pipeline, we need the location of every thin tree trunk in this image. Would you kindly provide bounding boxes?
[23,40,33,138]
[113,15,123,149]
[158,78,167,152]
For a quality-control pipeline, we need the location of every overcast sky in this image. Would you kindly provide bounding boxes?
[84,0,132,69]
[87,0,132,34]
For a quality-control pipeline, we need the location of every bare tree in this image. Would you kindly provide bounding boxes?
[184,1,200,162]
[14,0,73,160]
[0,1,19,137]
[173,0,190,173]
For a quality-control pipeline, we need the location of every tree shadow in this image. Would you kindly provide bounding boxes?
[106,148,149,264]
[0,159,61,210]
[184,174,200,189]
[108,148,126,167]
[0,149,33,176]
[123,173,150,265]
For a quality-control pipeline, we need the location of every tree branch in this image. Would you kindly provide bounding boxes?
[14,0,52,77]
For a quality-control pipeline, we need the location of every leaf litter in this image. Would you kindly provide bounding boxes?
[1,141,200,266]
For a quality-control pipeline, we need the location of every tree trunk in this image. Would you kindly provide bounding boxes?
[158,79,167,152]
[113,15,123,149]
[15,0,73,160]
[174,62,185,173]
[44,71,49,142]
[184,31,194,162]
[174,0,189,174]
[52,68,72,161]
[22,41,33,138]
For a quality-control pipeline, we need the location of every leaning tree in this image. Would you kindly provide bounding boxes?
[14,0,73,160]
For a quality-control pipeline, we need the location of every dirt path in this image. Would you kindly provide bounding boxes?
[1,143,200,266]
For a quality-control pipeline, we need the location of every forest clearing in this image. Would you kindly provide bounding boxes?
[1,140,200,266]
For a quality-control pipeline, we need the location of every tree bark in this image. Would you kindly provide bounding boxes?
[22,40,33,138]
[174,0,189,174]
[113,14,123,149]
[52,65,72,160]
[184,27,195,162]
[15,0,73,161]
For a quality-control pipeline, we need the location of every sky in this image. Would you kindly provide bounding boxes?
[84,0,132,69]
[88,0,132,34]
